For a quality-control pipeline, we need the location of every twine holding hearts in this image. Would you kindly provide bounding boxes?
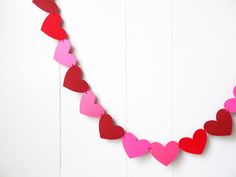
[33,0,236,167]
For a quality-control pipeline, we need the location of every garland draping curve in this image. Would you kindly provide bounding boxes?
[32,0,236,166]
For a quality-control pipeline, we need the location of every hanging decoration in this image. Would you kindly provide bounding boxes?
[32,0,236,166]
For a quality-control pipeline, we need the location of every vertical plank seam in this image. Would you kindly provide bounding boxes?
[170,0,175,176]
[59,65,62,177]
[124,0,128,176]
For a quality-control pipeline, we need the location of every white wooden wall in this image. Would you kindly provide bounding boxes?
[1,0,236,177]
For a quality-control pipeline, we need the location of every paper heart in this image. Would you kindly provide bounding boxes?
[32,0,59,13]
[224,86,236,113]
[204,109,232,136]
[99,114,125,140]
[150,141,179,166]
[63,65,89,93]
[122,132,150,158]
[54,40,77,67]
[41,13,67,40]
[179,129,207,154]
[80,91,104,117]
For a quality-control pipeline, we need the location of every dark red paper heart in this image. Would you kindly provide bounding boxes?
[99,114,125,140]
[179,129,207,154]
[32,0,59,13]
[204,109,232,136]
[41,13,67,40]
[63,65,89,93]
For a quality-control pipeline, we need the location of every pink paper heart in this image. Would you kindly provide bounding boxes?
[122,132,150,158]
[150,141,179,166]
[224,86,236,113]
[54,40,77,67]
[80,91,104,117]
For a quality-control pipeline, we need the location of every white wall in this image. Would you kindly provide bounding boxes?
[0,0,236,177]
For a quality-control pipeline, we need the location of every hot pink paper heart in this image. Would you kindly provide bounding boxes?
[224,86,236,113]
[122,132,150,158]
[150,141,179,166]
[54,40,77,67]
[80,91,104,117]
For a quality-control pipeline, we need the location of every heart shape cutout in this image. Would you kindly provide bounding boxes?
[204,109,232,136]
[122,132,150,158]
[54,40,77,67]
[32,0,59,13]
[41,13,67,40]
[99,114,125,140]
[63,65,89,93]
[224,86,236,113]
[150,141,179,166]
[80,91,104,117]
[179,129,207,154]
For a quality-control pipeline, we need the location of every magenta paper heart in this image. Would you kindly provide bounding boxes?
[224,86,236,113]
[122,132,150,158]
[54,40,77,67]
[150,141,179,166]
[80,91,104,117]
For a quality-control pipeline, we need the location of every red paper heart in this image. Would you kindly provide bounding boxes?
[32,0,59,13]
[179,129,207,154]
[99,114,125,140]
[204,109,232,136]
[63,65,89,93]
[41,13,67,40]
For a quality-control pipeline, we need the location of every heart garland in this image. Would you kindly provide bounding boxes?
[150,141,179,166]
[33,0,59,13]
[179,129,207,154]
[33,0,236,166]
[224,86,236,113]
[99,114,125,139]
[204,109,232,136]
[54,40,77,67]
[41,13,67,40]
[122,132,150,158]
[80,91,104,117]
[63,65,89,93]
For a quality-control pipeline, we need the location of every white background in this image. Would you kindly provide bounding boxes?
[0,0,236,177]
